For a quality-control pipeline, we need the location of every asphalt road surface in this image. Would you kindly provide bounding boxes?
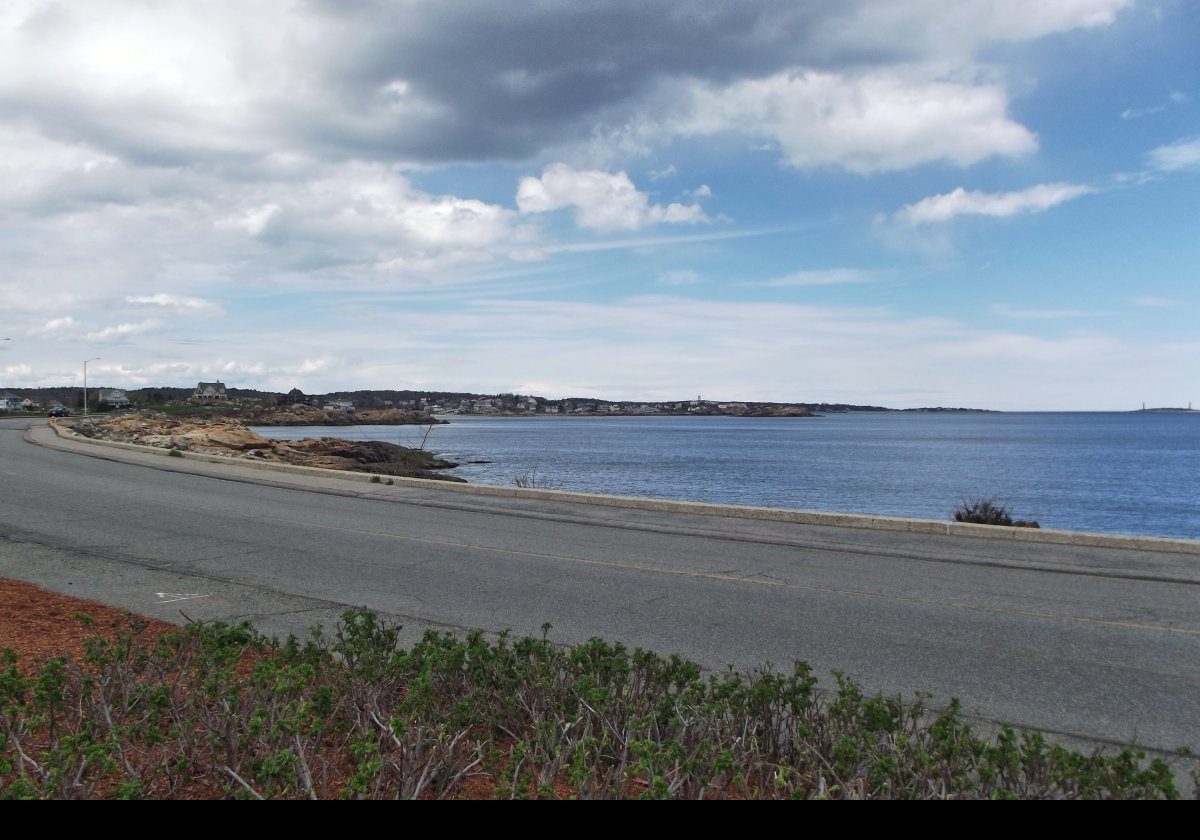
[1,417,1197,762]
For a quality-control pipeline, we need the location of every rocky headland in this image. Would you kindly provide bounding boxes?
[735,405,817,418]
[67,414,463,481]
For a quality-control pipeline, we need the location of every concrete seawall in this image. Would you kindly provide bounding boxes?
[42,419,1200,557]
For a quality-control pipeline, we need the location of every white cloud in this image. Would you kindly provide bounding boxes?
[126,294,222,315]
[893,183,1093,226]
[215,165,518,255]
[991,304,1099,319]
[825,1,1132,57]
[86,319,166,342]
[322,295,1181,411]
[298,357,330,374]
[748,269,873,287]
[658,270,701,286]
[219,204,282,238]
[1134,296,1175,308]
[517,163,708,231]
[37,317,81,335]
[0,0,1131,178]
[1147,136,1200,172]
[1121,105,1164,120]
[674,70,1037,173]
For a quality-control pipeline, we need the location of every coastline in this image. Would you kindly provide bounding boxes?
[35,418,1200,558]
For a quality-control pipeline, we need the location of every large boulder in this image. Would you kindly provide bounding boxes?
[176,427,273,451]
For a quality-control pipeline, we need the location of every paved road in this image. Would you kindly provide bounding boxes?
[1,417,1197,759]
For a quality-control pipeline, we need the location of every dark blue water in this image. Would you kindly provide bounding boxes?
[253,412,1200,540]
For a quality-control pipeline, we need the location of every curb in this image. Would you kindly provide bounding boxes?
[44,419,1200,556]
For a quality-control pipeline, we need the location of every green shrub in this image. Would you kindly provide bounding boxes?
[0,609,1181,799]
[953,498,1039,528]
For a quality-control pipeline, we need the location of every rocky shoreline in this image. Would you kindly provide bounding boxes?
[246,405,446,426]
[68,414,463,481]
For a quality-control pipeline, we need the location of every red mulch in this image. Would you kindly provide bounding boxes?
[0,578,177,672]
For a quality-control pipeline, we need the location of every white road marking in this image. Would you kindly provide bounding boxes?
[156,592,209,604]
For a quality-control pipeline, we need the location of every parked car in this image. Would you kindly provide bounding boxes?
[48,407,70,418]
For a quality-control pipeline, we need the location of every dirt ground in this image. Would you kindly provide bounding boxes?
[0,577,178,670]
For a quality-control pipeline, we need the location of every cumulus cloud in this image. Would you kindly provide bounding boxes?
[126,294,222,315]
[1147,136,1200,172]
[892,183,1093,226]
[86,319,166,342]
[3,363,34,379]
[517,164,708,231]
[37,317,81,335]
[674,70,1037,173]
[0,1,1126,173]
[298,357,331,374]
[210,163,521,274]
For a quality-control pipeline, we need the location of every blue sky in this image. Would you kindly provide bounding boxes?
[1,0,1197,410]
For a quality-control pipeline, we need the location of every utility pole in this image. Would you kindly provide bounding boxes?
[83,357,100,415]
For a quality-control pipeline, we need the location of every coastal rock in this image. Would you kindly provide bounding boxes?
[177,427,272,450]
[69,414,462,481]
[248,405,445,426]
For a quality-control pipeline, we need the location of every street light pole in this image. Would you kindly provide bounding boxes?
[83,357,100,416]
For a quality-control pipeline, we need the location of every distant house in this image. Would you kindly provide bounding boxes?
[192,381,229,403]
[281,388,313,406]
[326,399,355,413]
[0,391,22,412]
[20,398,39,412]
[100,389,130,408]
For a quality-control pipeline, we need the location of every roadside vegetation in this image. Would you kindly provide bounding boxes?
[1,609,1189,799]
[512,462,566,490]
[953,498,1040,528]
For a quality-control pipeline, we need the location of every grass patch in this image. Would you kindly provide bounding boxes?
[0,610,1187,799]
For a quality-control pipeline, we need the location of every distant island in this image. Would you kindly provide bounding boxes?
[1135,403,1196,413]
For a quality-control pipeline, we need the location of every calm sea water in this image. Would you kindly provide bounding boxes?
[253,412,1200,540]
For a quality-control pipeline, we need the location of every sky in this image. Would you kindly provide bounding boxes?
[1,0,1197,411]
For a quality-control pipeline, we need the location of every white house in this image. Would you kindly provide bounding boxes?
[192,381,229,403]
[100,389,130,408]
[0,391,22,412]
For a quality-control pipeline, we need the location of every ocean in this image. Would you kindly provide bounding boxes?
[252,411,1200,540]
